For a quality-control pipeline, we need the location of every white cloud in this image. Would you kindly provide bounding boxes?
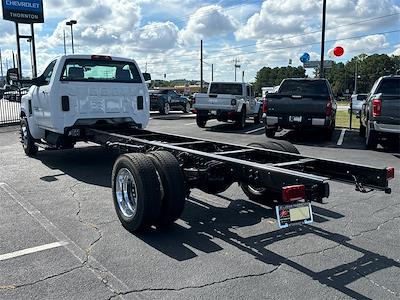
[179,5,238,44]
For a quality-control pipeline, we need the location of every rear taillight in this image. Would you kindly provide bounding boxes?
[231,99,237,106]
[372,99,382,117]
[282,185,305,203]
[326,101,333,117]
[387,167,395,180]
[262,98,268,113]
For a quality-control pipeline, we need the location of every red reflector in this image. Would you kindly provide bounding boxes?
[326,101,332,116]
[262,98,268,113]
[91,55,112,60]
[372,99,382,117]
[387,167,395,180]
[282,185,305,203]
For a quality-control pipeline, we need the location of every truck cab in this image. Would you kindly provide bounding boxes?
[20,54,150,154]
[193,82,261,128]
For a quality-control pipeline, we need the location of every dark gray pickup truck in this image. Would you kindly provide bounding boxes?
[262,78,336,139]
[359,75,400,149]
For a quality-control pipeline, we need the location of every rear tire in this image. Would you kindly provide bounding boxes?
[359,122,366,137]
[240,141,299,205]
[111,153,162,232]
[324,120,335,140]
[235,106,246,129]
[365,123,378,149]
[254,109,262,124]
[20,118,38,156]
[265,128,276,138]
[183,102,191,113]
[196,115,207,128]
[160,102,170,115]
[146,151,186,228]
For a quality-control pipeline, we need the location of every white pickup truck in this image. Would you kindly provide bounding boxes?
[193,82,262,128]
[19,54,151,155]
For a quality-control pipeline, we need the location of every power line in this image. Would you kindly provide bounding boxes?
[142,29,400,71]
[145,12,400,62]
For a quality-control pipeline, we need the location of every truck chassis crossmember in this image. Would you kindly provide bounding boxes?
[86,127,392,202]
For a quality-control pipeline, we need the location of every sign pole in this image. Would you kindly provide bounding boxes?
[15,22,22,79]
[30,24,37,77]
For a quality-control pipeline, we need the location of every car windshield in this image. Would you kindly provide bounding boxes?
[209,83,243,95]
[376,78,400,95]
[279,80,329,95]
[60,59,142,83]
[356,94,367,100]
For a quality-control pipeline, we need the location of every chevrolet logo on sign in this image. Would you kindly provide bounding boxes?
[2,0,44,23]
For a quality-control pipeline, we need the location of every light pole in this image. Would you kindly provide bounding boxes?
[66,20,77,54]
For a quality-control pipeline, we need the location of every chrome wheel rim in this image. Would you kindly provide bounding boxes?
[165,103,170,114]
[115,168,138,218]
[186,102,190,112]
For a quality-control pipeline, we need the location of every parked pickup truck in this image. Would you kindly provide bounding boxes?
[193,82,262,128]
[359,75,400,149]
[262,78,336,139]
[19,54,151,154]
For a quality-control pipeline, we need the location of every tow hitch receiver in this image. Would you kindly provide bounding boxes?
[276,202,314,229]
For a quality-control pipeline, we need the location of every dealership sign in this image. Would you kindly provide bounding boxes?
[2,0,44,23]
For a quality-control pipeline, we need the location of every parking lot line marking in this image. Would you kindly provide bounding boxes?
[0,183,131,297]
[185,119,218,126]
[0,242,68,262]
[246,126,264,134]
[337,129,346,146]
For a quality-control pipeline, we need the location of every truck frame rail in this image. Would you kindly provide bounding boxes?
[86,127,392,202]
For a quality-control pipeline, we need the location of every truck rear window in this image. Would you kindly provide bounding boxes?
[279,80,329,95]
[60,59,142,83]
[376,78,400,95]
[209,83,243,95]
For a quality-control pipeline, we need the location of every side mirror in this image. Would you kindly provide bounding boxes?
[6,68,19,85]
[142,73,151,81]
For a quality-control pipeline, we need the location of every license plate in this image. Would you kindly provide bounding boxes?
[289,116,302,122]
[276,202,313,228]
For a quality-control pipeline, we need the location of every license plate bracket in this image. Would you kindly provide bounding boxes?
[289,116,302,122]
[276,202,313,228]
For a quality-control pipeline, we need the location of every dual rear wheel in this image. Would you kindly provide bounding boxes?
[240,140,300,205]
[112,151,186,233]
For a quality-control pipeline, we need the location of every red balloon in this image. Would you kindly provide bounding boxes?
[333,46,344,57]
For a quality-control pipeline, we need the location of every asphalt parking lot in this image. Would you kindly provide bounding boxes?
[0,112,399,300]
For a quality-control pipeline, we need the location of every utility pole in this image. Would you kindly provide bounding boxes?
[63,29,66,55]
[319,0,327,78]
[233,58,240,82]
[354,59,358,94]
[145,62,148,73]
[242,70,244,83]
[0,49,3,83]
[200,39,203,92]
[211,63,213,82]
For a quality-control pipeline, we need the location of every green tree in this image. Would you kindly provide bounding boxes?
[253,66,306,93]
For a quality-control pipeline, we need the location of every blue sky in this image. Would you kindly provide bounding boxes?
[1,0,399,81]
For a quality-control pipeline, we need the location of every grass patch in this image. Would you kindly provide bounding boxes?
[336,110,359,129]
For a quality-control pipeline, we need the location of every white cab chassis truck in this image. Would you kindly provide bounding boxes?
[18,55,394,233]
[193,82,262,128]
[20,55,150,152]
